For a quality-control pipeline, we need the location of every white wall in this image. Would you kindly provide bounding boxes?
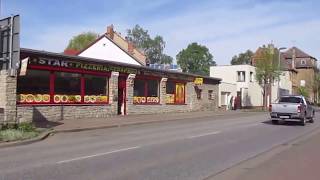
[218,82,237,109]
[210,65,291,107]
[79,37,141,66]
[210,65,263,107]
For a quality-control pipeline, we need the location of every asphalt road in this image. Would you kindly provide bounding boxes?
[0,112,319,180]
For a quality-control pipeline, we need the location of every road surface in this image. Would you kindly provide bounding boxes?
[0,112,319,180]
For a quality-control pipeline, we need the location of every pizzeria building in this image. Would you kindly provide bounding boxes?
[10,48,221,123]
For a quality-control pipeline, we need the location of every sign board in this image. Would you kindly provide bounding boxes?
[29,57,139,74]
[0,15,20,71]
[194,77,203,85]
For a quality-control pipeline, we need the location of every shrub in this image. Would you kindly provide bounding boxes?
[17,122,36,132]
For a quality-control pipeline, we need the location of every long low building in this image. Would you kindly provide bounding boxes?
[1,48,221,123]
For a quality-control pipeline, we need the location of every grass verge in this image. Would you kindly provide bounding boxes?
[0,123,40,142]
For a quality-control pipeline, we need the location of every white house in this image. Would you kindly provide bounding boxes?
[210,64,292,109]
[76,25,147,66]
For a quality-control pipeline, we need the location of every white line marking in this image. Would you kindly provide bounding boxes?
[57,146,140,164]
[187,131,221,139]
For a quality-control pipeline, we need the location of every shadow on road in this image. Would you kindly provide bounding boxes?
[262,120,304,126]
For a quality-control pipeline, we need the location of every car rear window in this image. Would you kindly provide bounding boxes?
[279,97,302,103]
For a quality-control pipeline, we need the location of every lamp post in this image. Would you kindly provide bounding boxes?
[277,47,287,99]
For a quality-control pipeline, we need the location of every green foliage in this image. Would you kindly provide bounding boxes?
[255,47,280,85]
[176,42,216,76]
[17,122,36,132]
[0,123,39,142]
[298,86,309,98]
[231,50,253,65]
[65,32,98,51]
[126,25,173,64]
[255,46,281,108]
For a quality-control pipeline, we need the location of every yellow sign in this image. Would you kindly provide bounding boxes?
[194,78,203,85]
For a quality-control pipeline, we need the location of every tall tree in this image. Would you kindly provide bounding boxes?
[176,42,216,76]
[230,50,254,65]
[126,25,172,64]
[65,32,98,51]
[255,47,280,109]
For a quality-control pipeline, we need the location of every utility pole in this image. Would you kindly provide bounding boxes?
[277,47,287,99]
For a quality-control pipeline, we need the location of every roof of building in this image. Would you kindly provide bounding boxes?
[21,48,221,83]
[282,47,317,60]
[76,25,147,66]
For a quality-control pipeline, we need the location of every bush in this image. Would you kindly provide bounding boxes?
[0,122,39,142]
[17,122,36,132]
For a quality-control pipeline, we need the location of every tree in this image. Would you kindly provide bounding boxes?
[176,42,216,76]
[65,32,98,51]
[298,86,309,98]
[126,25,172,64]
[311,68,320,103]
[230,50,254,65]
[255,47,280,109]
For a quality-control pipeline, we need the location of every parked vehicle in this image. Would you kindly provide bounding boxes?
[269,95,315,126]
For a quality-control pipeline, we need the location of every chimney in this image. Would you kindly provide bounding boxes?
[106,24,114,39]
[128,41,134,55]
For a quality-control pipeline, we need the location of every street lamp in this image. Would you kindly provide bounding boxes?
[277,47,287,99]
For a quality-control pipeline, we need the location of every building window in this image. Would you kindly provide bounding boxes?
[84,75,108,103]
[17,70,51,103]
[54,72,81,103]
[250,72,253,82]
[208,90,214,100]
[301,59,306,65]
[237,71,245,82]
[17,69,109,104]
[166,81,185,104]
[133,78,160,104]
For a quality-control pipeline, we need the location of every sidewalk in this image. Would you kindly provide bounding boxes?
[45,110,263,133]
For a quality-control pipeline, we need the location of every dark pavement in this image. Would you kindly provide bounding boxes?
[0,111,319,180]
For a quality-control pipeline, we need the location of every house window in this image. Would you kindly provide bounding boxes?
[166,81,185,104]
[250,72,253,82]
[208,90,214,100]
[301,60,306,65]
[237,71,245,82]
[17,70,51,103]
[133,78,160,104]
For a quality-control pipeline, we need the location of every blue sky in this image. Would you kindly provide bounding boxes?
[3,0,320,65]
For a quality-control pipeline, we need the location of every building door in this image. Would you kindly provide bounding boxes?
[118,77,127,115]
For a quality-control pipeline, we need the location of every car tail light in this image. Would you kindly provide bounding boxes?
[297,104,301,113]
[269,104,272,112]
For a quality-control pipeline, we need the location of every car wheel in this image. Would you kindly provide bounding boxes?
[300,114,306,126]
[310,111,315,123]
[272,120,278,125]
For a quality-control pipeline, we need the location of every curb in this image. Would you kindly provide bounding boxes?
[0,130,53,148]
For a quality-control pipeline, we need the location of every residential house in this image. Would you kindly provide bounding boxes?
[281,47,318,102]
[210,65,264,109]
[76,25,147,66]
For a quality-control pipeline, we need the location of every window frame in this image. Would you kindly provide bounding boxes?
[237,71,246,82]
[133,76,161,105]
[17,66,110,105]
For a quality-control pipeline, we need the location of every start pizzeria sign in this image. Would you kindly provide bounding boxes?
[29,57,139,74]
